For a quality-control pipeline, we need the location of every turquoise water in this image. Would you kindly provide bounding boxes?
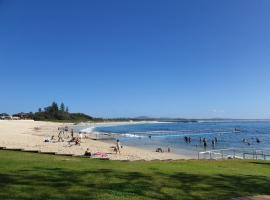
[93,121,270,158]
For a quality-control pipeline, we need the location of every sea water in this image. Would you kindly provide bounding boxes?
[81,121,270,158]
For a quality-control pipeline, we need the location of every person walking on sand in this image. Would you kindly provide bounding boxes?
[58,130,64,142]
[116,139,121,154]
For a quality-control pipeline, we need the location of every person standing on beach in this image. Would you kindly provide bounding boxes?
[58,130,64,142]
[79,132,83,140]
[71,129,74,138]
[116,139,121,154]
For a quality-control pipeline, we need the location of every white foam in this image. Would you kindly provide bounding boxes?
[80,126,95,133]
[122,133,145,138]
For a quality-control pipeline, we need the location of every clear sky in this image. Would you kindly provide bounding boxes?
[0,0,270,118]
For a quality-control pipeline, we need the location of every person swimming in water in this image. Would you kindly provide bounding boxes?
[211,140,215,149]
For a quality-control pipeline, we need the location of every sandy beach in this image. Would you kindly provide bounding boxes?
[0,120,188,161]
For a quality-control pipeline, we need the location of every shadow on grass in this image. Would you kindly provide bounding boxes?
[0,166,270,200]
[249,161,270,166]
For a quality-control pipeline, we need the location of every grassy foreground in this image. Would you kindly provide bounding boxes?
[0,151,270,200]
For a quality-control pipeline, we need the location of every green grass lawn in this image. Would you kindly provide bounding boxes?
[0,151,270,200]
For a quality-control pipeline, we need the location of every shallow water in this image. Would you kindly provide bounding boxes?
[91,121,270,158]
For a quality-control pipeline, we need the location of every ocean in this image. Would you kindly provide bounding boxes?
[80,121,270,159]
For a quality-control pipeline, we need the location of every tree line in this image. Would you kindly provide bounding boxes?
[33,102,93,121]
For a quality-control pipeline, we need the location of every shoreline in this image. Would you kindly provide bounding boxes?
[0,120,190,161]
[77,121,198,158]
[77,120,169,132]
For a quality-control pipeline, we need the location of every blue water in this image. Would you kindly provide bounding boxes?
[93,121,270,158]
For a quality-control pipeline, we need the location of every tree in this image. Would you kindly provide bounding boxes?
[38,108,42,112]
[60,103,65,112]
[65,107,69,113]
[51,102,59,113]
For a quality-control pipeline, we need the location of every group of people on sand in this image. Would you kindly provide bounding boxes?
[67,129,83,146]
[156,147,171,153]
[44,127,83,146]
[44,126,126,159]
[84,139,122,158]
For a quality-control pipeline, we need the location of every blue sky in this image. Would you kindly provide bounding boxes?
[0,0,270,118]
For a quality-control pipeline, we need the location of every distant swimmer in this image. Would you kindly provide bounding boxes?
[148,135,152,139]
[256,137,261,143]
[184,136,188,143]
[215,137,218,143]
[234,128,241,133]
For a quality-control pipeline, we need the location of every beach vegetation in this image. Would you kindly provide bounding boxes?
[32,102,93,122]
[65,106,69,113]
[60,102,65,112]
